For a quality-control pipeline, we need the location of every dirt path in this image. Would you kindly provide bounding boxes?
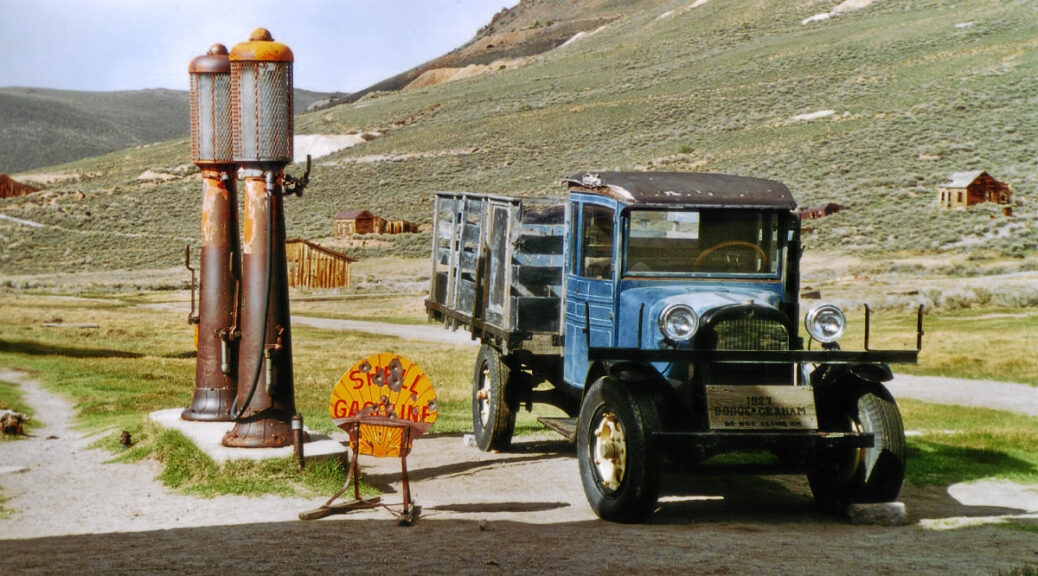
[0,369,315,539]
[140,300,479,346]
[293,315,478,346]
[888,374,1038,416]
[2,366,1038,574]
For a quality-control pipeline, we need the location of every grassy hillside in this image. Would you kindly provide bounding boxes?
[0,88,344,174]
[0,88,189,174]
[1,0,1036,276]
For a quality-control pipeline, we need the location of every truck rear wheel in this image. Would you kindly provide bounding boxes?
[472,345,517,451]
[809,383,906,512]
[577,376,663,523]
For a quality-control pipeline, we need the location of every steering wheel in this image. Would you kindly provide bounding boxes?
[694,241,768,272]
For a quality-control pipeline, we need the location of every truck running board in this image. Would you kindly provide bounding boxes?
[538,417,577,443]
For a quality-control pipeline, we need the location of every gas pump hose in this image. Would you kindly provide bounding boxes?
[230,174,276,420]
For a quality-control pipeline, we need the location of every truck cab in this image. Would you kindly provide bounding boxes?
[562,173,799,396]
[426,172,921,523]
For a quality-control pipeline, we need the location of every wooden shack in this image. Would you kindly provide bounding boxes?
[937,171,1011,209]
[800,203,842,220]
[385,219,419,234]
[334,209,417,236]
[0,174,40,199]
[285,239,355,289]
[334,209,377,236]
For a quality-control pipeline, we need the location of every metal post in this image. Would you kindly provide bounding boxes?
[292,414,304,467]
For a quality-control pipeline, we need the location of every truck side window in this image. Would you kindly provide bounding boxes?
[581,204,614,279]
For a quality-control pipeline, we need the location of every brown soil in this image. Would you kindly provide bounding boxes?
[1,368,1036,574]
[404,59,525,91]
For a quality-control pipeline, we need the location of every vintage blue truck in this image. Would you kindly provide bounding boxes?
[426,172,922,523]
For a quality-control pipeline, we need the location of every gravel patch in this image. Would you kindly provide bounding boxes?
[888,374,1038,417]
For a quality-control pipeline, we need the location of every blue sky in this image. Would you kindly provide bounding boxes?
[0,0,517,93]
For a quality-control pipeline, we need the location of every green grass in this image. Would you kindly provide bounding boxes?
[0,378,39,517]
[993,565,1038,576]
[900,399,1038,486]
[289,294,430,325]
[3,290,1036,496]
[0,379,39,440]
[999,521,1038,536]
[843,307,1038,386]
[93,421,364,498]
[0,291,482,496]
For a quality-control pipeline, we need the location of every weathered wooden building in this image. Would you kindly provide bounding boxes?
[800,203,842,220]
[334,209,377,236]
[334,209,417,236]
[0,174,40,199]
[385,219,419,234]
[285,239,355,289]
[937,171,1011,209]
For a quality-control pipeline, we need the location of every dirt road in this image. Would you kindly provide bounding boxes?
[2,368,1037,575]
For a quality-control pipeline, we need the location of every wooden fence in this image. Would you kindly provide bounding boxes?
[285,239,355,289]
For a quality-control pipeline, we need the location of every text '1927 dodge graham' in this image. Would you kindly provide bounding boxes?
[425,172,923,523]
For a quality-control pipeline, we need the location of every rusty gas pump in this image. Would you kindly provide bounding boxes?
[222,28,308,447]
[183,44,241,421]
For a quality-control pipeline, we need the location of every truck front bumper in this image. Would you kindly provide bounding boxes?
[589,347,918,364]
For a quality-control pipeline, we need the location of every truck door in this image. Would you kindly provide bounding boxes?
[564,200,617,389]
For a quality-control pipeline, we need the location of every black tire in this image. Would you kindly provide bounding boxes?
[809,383,907,512]
[577,376,663,523]
[471,345,517,452]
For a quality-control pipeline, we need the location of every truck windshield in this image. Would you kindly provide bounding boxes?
[625,209,782,276]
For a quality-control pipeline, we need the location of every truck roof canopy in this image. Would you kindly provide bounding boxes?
[563,172,797,210]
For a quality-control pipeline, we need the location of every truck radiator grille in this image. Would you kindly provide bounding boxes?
[712,317,789,351]
[700,311,792,386]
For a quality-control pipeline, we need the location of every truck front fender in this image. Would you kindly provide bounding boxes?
[600,361,687,425]
[606,361,662,384]
[812,363,896,405]
[849,363,894,384]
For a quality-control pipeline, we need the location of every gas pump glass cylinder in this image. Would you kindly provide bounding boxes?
[230,28,294,164]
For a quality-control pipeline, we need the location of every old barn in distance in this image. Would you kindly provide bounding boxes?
[0,174,40,199]
[285,239,355,289]
[937,171,1012,209]
[333,209,418,236]
[800,202,843,220]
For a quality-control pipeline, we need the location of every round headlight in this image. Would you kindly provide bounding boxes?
[805,304,846,343]
[659,304,699,342]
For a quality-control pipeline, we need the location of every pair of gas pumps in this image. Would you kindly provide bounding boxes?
[182,29,306,448]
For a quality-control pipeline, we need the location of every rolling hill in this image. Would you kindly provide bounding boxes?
[0,87,345,174]
[0,0,1035,276]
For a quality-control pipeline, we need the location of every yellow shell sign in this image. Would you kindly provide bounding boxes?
[329,353,437,457]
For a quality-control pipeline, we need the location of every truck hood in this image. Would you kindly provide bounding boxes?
[616,284,784,349]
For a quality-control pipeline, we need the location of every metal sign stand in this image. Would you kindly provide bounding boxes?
[300,417,427,526]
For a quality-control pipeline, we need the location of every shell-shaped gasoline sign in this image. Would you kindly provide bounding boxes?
[329,353,437,458]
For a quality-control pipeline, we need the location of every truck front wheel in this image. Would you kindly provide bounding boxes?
[809,382,906,512]
[577,376,663,523]
[471,345,517,451]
